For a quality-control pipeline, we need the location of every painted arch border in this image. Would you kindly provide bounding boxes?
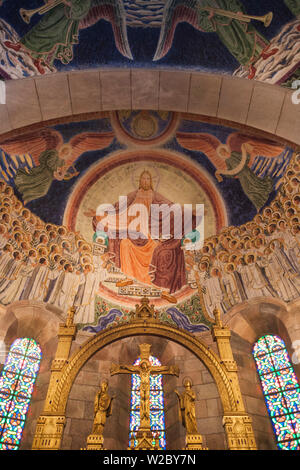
[48,321,238,417]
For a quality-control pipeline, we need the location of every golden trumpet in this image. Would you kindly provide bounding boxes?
[198,7,273,28]
[19,0,64,24]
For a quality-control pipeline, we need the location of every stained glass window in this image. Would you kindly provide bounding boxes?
[129,355,166,449]
[0,338,42,450]
[253,334,300,450]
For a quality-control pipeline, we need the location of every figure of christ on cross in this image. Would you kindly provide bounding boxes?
[110,344,179,430]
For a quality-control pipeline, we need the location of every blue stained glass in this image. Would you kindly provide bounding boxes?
[150,374,163,390]
[0,443,19,450]
[254,352,275,375]
[271,350,291,370]
[129,432,137,448]
[0,338,41,450]
[0,399,12,418]
[150,389,164,410]
[150,409,165,429]
[18,357,40,378]
[129,409,140,431]
[0,416,7,433]
[10,339,27,354]
[278,439,300,450]
[265,335,286,353]
[283,388,300,413]
[291,412,300,434]
[24,340,42,360]
[271,415,296,442]
[11,394,31,418]
[130,390,140,410]
[129,354,166,450]
[0,418,23,445]
[253,339,269,358]
[264,392,289,417]
[15,375,35,396]
[0,370,18,390]
[276,368,299,390]
[157,431,166,449]
[131,374,140,391]
[253,335,300,450]
[4,355,25,374]
[259,372,281,395]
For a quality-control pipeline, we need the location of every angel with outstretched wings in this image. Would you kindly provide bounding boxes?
[0,128,114,204]
[176,131,285,211]
[4,0,132,74]
[153,0,276,78]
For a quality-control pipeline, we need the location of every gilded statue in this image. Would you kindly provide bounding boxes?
[175,378,198,435]
[92,380,114,436]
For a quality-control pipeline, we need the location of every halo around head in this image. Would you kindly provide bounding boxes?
[59,144,73,161]
[132,165,160,191]
[182,376,193,387]
[217,144,231,159]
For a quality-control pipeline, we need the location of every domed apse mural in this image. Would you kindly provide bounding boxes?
[0,110,298,334]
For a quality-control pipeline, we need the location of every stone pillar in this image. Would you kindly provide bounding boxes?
[32,308,77,450]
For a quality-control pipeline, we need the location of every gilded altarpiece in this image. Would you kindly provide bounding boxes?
[32,300,257,450]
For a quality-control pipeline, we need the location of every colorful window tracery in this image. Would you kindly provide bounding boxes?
[253,334,300,450]
[0,338,42,450]
[129,355,166,449]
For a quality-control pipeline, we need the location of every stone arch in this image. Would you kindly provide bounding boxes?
[222,296,300,379]
[0,300,65,449]
[1,70,299,149]
[0,300,64,356]
[48,321,238,419]
[215,297,300,449]
[224,297,298,356]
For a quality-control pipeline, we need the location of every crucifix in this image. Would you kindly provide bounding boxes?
[110,343,179,436]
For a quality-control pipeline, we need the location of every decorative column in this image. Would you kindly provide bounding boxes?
[212,308,257,450]
[32,307,77,450]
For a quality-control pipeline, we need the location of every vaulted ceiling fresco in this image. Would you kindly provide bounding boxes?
[0,0,299,87]
[0,111,298,333]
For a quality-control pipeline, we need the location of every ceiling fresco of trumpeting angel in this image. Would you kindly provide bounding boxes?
[0,0,299,87]
[0,111,299,334]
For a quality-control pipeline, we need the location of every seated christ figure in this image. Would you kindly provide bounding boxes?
[90,170,194,303]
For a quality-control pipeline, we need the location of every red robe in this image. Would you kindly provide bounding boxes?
[93,189,189,294]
